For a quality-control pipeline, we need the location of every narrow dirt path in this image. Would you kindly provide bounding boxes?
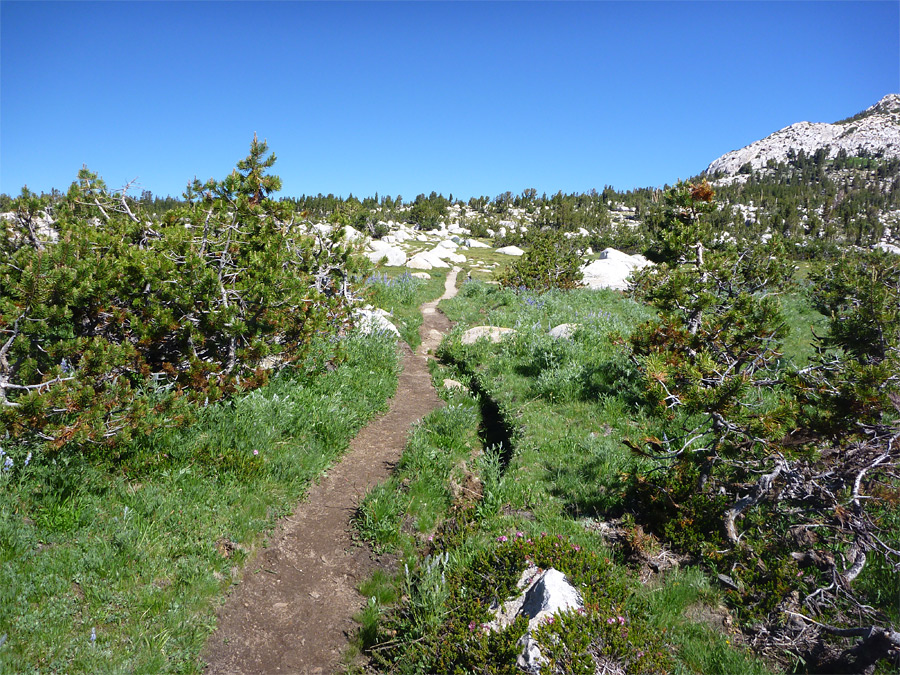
[202,268,460,675]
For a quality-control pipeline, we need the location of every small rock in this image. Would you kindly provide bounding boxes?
[549,323,579,340]
[353,308,400,337]
[516,634,548,674]
[460,326,516,345]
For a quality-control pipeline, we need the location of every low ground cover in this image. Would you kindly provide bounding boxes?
[0,334,401,672]
[1,263,449,673]
[363,268,448,349]
[352,281,775,673]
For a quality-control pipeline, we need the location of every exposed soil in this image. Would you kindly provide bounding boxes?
[202,269,459,675]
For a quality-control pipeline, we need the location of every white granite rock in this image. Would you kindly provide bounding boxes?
[496,245,525,256]
[460,326,516,345]
[486,565,585,675]
[599,247,643,266]
[516,634,548,674]
[343,225,364,242]
[581,258,636,291]
[353,308,400,337]
[405,256,433,270]
[549,323,580,340]
[365,245,407,267]
[408,251,450,269]
[876,242,900,254]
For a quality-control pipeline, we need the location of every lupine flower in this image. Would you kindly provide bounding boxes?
[2,457,12,472]
[90,627,96,644]
[24,452,32,466]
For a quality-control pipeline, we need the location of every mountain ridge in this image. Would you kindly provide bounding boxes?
[707,94,900,176]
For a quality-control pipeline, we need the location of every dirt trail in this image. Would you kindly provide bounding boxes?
[203,268,460,675]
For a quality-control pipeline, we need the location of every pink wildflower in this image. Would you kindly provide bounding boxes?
[497,535,508,543]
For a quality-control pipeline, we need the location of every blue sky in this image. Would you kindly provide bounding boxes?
[1,1,898,201]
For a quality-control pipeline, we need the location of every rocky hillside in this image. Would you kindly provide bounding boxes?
[707,94,900,175]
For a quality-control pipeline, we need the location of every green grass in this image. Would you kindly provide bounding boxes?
[363,268,449,348]
[779,290,828,366]
[354,391,482,558]
[350,281,775,673]
[0,332,403,673]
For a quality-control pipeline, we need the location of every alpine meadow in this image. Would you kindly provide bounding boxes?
[1,18,899,670]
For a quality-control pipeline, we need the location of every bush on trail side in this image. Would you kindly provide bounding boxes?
[497,228,584,292]
[626,183,900,671]
[0,136,366,453]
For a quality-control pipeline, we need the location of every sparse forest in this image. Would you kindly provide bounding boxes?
[1,138,898,674]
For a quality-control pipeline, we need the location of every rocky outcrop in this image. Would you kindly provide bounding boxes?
[707,94,900,176]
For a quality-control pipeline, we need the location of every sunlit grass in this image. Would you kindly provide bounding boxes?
[0,261,455,675]
[350,280,776,673]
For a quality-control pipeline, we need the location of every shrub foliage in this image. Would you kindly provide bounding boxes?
[1,136,363,451]
[497,228,584,292]
[626,183,900,671]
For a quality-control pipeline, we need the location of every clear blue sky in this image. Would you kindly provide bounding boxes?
[2,1,898,201]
